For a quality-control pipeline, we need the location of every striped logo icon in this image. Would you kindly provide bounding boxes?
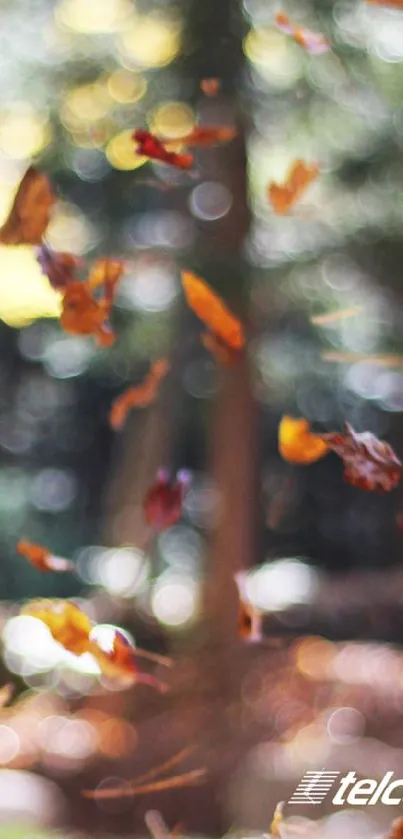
[288,770,340,804]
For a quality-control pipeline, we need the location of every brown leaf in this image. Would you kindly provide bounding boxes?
[322,423,402,492]
[0,168,55,245]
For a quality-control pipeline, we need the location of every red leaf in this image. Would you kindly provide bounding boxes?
[143,470,190,530]
[132,130,193,170]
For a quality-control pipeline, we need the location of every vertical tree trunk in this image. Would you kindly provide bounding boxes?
[183,0,259,651]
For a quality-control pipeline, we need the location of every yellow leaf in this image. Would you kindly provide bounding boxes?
[278,415,329,464]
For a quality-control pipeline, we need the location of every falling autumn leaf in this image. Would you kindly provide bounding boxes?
[87,257,124,304]
[268,160,319,215]
[109,359,170,431]
[132,130,193,170]
[181,271,245,352]
[21,600,168,687]
[22,599,93,655]
[60,281,115,347]
[275,13,330,54]
[17,539,74,573]
[36,244,81,290]
[0,167,56,245]
[92,630,168,692]
[200,78,221,96]
[278,416,330,464]
[143,469,191,531]
[164,125,237,148]
[322,424,403,492]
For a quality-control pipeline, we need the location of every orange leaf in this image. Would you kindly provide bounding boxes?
[0,167,55,245]
[132,130,193,170]
[109,359,170,430]
[181,271,245,351]
[275,13,329,54]
[200,78,221,96]
[365,0,403,5]
[87,257,124,304]
[278,416,329,464]
[269,160,319,214]
[60,281,115,346]
[17,539,74,573]
[387,820,403,839]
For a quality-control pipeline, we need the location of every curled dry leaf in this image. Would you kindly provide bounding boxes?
[200,78,221,96]
[268,160,319,215]
[181,271,245,352]
[0,167,55,245]
[275,13,330,54]
[278,416,330,465]
[17,539,74,573]
[109,359,170,431]
[133,129,193,170]
[37,244,81,290]
[164,125,237,148]
[322,424,403,492]
[143,469,191,531]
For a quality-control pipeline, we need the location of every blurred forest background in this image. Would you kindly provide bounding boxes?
[1,0,403,837]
